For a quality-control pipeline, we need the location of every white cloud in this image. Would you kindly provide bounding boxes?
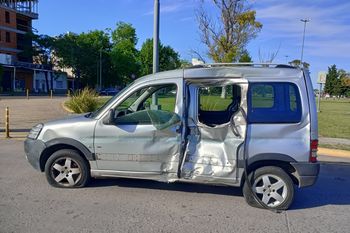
[253,1,350,60]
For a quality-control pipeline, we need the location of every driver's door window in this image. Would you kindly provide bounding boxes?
[114,84,178,127]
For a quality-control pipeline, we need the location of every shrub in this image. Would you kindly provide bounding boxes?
[66,87,99,113]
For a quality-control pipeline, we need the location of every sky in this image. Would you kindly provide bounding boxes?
[33,0,350,88]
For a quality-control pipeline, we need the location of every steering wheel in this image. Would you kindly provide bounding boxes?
[115,108,133,117]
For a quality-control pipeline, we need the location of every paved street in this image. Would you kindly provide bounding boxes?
[0,139,350,233]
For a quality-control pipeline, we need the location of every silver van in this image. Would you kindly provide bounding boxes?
[24,64,320,210]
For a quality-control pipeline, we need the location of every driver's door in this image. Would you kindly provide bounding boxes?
[94,81,183,178]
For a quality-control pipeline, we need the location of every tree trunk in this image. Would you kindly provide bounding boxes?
[221,86,227,99]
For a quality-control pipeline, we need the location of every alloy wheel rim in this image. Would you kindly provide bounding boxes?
[252,174,288,207]
[50,157,82,187]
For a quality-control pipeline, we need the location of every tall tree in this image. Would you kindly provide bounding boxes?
[139,39,181,76]
[324,65,339,96]
[288,59,310,69]
[197,0,262,63]
[21,33,55,92]
[110,22,140,86]
[197,0,262,97]
[54,30,111,87]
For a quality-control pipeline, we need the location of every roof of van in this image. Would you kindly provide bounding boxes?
[136,64,304,84]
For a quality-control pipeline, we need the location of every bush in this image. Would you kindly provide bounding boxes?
[66,87,99,113]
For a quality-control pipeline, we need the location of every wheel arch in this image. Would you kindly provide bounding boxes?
[39,138,94,172]
[239,153,299,187]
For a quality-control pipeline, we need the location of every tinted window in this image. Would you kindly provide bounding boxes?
[6,32,10,43]
[5,11,10,23]
[248,82,302,123]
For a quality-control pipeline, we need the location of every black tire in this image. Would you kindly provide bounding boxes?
[243,166,294,210]
[44,149,90,188]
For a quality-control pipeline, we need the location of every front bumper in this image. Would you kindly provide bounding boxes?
[24,138,46,171]
[290,162,320,187]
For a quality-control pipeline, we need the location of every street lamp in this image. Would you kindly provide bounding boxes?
[152,0,160,109]
[285,55,289,64]
[300,19,310,65]
[99,49,102,89]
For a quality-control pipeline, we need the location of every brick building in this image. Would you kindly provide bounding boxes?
[0,0,67,93]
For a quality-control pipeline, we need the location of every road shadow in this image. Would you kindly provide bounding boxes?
[291,162,350,209]
[87,163,350,209]
[88,177,243,197]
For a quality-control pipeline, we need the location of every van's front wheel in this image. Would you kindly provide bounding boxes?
[44,149,90,188]
[243,166,294,210]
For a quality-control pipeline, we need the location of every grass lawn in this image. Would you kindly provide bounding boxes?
[318,98,350,139]
[96,96,350,140]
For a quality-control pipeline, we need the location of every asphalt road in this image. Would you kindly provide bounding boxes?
[1,139,350,233]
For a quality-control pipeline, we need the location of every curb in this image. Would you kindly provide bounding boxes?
[318,147,350,158]
[61,101,74,113]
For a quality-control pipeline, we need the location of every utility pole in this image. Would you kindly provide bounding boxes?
[99,49,102,89]
[152,0,160,109]
[300,19,310,65]
[285,55,289,64]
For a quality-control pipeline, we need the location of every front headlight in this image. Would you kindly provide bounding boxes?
[27,123,43,140]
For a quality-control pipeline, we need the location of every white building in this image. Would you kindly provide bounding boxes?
[33,71,68,93]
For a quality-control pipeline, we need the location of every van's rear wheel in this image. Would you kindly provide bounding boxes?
[45,149,90,188]
[243,166,294,210]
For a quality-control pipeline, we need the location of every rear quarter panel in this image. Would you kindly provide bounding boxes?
[246,76,311,162]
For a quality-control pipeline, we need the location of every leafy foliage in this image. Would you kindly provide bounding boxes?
[139,39,181,76]
[66,87,99,113]
[54,30,111,87]
[288,59,310,69]
[324,65,350,97]
[197,0,262,63]
[110,22,140,85]
[29,21,182,88]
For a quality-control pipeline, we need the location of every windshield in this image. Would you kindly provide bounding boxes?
[90,82,134,118]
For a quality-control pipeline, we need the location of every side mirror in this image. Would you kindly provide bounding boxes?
[103,108,115,125]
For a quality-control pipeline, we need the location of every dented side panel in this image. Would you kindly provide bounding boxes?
[181,81,248,186]
[93,78,183,181]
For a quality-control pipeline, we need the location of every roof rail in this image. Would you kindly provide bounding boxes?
[189,63,297,69]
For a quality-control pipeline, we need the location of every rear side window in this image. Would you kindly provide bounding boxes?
[248,82,302,123]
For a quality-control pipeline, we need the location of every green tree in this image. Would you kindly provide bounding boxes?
[239,50,252,62]
[340,75,350,97]
[288,59,310,69]
[19,33,55,92]
[139,39,181,76]
[110,22,140,86]
[197,0,262,97]
[197,0,262,63]
[54,30,111,87]
[324,65,339,96]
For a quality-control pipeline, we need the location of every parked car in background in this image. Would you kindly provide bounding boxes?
[99,87,120,96]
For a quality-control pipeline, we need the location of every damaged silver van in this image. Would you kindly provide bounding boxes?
[24,64,320,210]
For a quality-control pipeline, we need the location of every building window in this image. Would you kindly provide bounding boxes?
[6,32,11,43]
[5,11,10,23]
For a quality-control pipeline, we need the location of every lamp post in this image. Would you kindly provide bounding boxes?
[152,0,160,108]
[300,19,310,65]
[99,49,102,89]
[285,55,289,64]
